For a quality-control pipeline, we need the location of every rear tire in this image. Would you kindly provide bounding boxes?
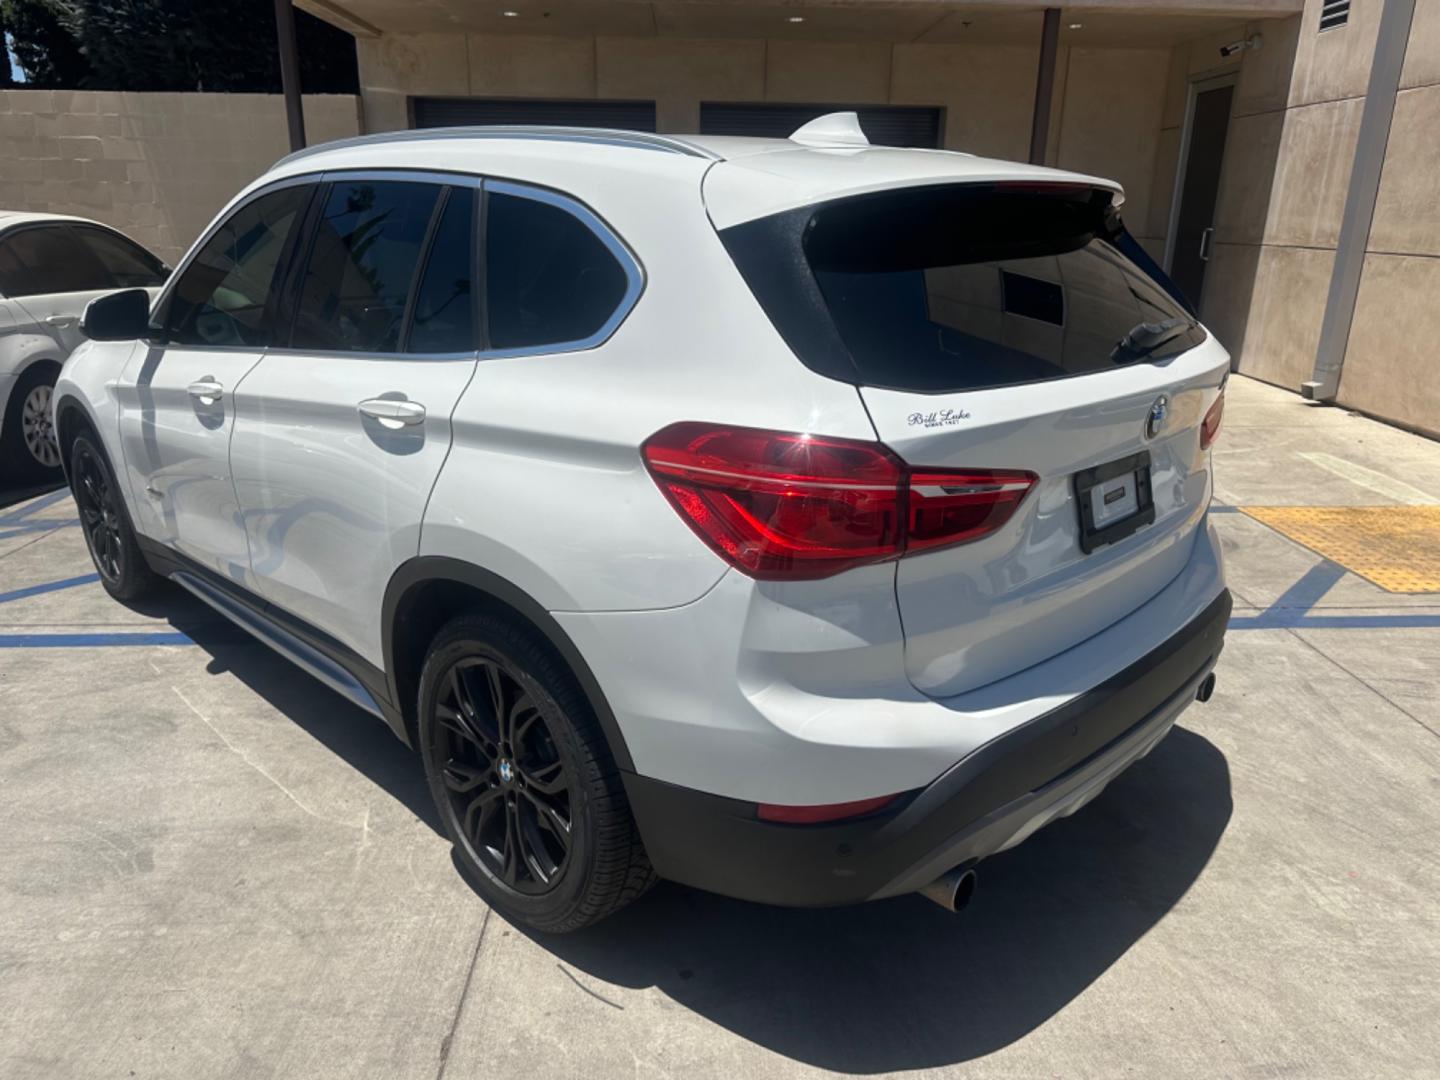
[69,431,162,603]
[3,364,63,483]
[417,612,655,932]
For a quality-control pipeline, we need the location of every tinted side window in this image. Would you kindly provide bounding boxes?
[71,226,167,289]
[290,180,440,353]
[486,190,629,350]
[167,186,311,348]
[0,226,102,296]
[407,188,475,353]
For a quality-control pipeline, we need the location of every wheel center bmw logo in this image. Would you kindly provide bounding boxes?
[498,760,514,784]
[1145,395,1170,440]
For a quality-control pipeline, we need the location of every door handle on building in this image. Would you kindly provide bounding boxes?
[187,379,224,405]
[1199,226,1215,262]
[358,398,426,428]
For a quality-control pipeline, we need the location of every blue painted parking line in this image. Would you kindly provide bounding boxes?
[1232,612,1440,630]
[1227,557,1440,629]
[0,518,79,540]
[0,631,194,648]
[0,573,100,605]
[0,489,71,526]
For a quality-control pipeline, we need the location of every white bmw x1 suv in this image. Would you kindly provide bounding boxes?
[56,115,1230,931]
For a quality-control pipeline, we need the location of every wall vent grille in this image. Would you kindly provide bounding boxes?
[1319,0,1350,32]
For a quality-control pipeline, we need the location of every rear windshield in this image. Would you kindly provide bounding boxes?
[719,183,1204,393]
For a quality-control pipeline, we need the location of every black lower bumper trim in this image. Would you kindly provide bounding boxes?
[625,588,1231,907]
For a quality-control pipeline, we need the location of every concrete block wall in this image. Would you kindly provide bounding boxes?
[355,32,1173,257]
[0,91,361,263]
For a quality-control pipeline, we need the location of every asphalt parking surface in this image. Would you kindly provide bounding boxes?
[2,376,1438,1079]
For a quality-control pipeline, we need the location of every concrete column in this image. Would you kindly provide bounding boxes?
[275,0,307,151]
[1028,7,1061,165]
[1304,0,1417,401]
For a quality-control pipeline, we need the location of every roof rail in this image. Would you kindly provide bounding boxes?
[274,125,720,169]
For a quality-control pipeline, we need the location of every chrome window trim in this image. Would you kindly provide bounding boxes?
[260,347,479,364]
[152,168,645,361]
[480,178,645,359]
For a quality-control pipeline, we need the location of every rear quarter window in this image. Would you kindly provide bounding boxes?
[720,183,1205,393]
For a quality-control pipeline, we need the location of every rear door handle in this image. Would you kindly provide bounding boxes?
[187,379,224,404]
[45,314,77,327]
[358,398,426,428]
[1199,226,1215,262]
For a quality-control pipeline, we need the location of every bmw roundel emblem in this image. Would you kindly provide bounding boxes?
[1145,395,1170,440]
[498,760,514,783]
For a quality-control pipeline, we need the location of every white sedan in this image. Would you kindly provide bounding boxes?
[0,211,168,483]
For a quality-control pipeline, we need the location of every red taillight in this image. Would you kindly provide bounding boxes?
[642,422,1036,581]
[907,470,1039,552]
[757,793,901,824]
[1200,391,1225,450]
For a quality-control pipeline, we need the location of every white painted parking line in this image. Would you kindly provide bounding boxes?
[1297,452,1436,505]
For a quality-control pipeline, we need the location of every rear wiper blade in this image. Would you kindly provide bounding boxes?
[1110,316,1191,364]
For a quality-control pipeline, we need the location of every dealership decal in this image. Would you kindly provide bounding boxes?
[907,408,971,429]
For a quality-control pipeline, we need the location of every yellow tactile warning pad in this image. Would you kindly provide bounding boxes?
[1241,506,1440,594]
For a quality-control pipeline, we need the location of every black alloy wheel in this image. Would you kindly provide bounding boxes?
[417,612,656,932]
[67,431,160,603]
[434,653,574,894]
[73,439,125,583]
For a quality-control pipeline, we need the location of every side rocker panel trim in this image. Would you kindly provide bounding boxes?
[136,536,406,738]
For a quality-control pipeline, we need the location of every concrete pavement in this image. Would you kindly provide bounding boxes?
[1,374,1437,1078]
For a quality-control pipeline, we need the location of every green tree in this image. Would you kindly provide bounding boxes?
[0,0,94,87]
[4,0,355,92]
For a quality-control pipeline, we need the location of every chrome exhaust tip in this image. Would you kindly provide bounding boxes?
[1196,672,1217,703]
[918,867,977,913]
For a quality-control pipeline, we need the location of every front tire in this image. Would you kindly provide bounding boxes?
[70,431,161,603]
[417,612,655,932]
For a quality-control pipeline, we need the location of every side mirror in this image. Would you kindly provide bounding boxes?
[80,288,152,341]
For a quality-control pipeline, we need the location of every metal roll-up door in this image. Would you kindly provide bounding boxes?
[412,98,658,132]
[700,103,942,148]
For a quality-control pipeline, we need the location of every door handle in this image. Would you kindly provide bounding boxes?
[1198,226,1215,262]
[45,314,77,327]
[358,398,426,428]
[187,379,224,405]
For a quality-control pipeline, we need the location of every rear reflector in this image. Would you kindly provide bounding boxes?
[1201,390,1225,450]
[643,422,1036,581]
[757,794,900,824]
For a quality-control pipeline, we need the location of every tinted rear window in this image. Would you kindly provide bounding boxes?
[720,184,1204,393]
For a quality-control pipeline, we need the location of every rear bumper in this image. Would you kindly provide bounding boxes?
[625,588,1230,906]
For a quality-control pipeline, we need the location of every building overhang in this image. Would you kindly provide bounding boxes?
[295,0,1304,46]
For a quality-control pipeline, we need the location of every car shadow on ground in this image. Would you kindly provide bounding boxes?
[154,592,442,832]
[0,478,65,513]
[533,725,1232,1072]
[163,591,1230,1073]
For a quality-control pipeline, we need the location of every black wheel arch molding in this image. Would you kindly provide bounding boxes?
[382,556,637,773]
[52,391,102,485]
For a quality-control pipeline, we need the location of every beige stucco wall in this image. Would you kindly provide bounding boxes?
[1337,1,1440,438]
[1197,0,1439,437]
[356,32,1173,250]
[0,90,360,263]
